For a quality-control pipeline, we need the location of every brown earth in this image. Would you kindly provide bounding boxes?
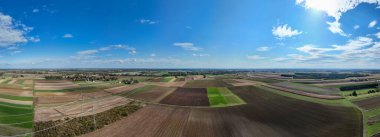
[353,96,380,110]
[0,88,33,96]
[159,88,209,106]
[183,79,231,88]
[34,80,80,90]
[127,86,176,102]
[104,83,144,94]
[0,98,32,105]
[82,86,362,137]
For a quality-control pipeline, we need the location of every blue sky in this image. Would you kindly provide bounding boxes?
[0,0,379,68]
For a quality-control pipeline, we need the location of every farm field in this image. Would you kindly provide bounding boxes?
[0,102,34,136]
[83,85,362,137]
[207,87,245,107]
[183,79,231,88]
[120,85,176,102]
[160,88,210,106]
[353,96,380,110]
[34,80,80,90]
[270,81,339,95]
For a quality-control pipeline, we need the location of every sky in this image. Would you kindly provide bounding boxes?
[0,0,380,69]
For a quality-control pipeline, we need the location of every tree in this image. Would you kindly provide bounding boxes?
[352,91,358,97]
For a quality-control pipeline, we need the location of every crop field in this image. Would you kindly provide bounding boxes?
[0,102,33,136]
[340,88,377,96]
[183,79,231,88]
[270,81,339,95]
[160,88,210,106]
[353,96,380,110]
[83,85,362,137]
[207,87,245,107]
[120,85,175,102]
[34,80,80,90]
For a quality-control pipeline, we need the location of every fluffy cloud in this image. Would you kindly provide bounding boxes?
[247,55,265,60]
[32,9,39,13]
[76,44,137,58]
[0,12,36,49]
[77,50,98,55]
[369,20,377,28]
[375,32,380,38]
[275,36,379,64]
[354,25,360,29]
[272,24,302,39]
[256,46,270,51]
[192,53,210,57]
[63,33,73,38]
[140,19,158,24]
[296,0,380,36]
[174,42,203,51]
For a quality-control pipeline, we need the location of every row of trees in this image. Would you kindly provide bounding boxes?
[340,83,379,91]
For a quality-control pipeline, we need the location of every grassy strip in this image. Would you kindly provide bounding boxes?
[33,86,96,92]
[0,94,33,101]
[162,77,173,82]
[33,104,141,137]
[367,108,380,118]
[0,103,33,129]
[341,88,377,97]
[207,87,245,107]
[0,102,33,109]
[368,122,380,137]
[1,79,11,84]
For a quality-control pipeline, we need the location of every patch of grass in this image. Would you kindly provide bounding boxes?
[162,77,173,82]
[368,122,380,136]
[16,80,25,85]
[0,94,33,101]
[207,87,245,107]
[33,86,96,92]
[0,103,33,129]
[1,79,11,84]
[341,88,377,96]
[367,108,380,118]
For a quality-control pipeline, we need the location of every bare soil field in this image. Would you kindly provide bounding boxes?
[148,81,186,87]
[23,80,33,85]
[160,88,209,106]
[312,81,377,87]
[34,80,80,90]
[34,96,131,122]
[7,79,17,84]
[0,98,32,105]
[0,88,33,96]
[104,83,144,94]
[183,80,231,88]
[126,85,176,102]
[262,84,343,99]
[271,81,339,95]
[353,96,380,110]
[83,86,362,137]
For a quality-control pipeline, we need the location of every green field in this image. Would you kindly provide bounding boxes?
[118,85,156,97]
[341,88,378,97]
[162,77,173,82]
[207,87,245,107]
[0,94,33,101]
[0,103,33,129]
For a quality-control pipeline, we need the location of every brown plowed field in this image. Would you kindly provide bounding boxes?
[183,80,231,88]
[0,88,33,96]
[83,86,362,137]
[104,83,144,94]
[353,96,380,110]
[34,80,80,90]
[127,86,176,102]
[159,88,209,106]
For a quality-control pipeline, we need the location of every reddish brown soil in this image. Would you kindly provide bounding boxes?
[159,88,209,106]
[128,86,176,102]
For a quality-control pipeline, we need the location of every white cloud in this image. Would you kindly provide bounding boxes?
[247,55,265,60]
[272,24,302,39]
[296,0,380,36]
[174,42,203,51]
[0,12,35,48]
[369,20,377,28]
[150,53,156,57]
[32,9,39,13]
[375,32,380,39]
[256,46,270,51]
[140,19,158,24]
[63,34,73,38]
[278,36,378,64]
[192,53,210,57]
[77,50,98,55]
[354,25,360,29]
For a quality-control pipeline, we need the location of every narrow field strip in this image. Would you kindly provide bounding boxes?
[0,93,33,101]
[207,87,245,107]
